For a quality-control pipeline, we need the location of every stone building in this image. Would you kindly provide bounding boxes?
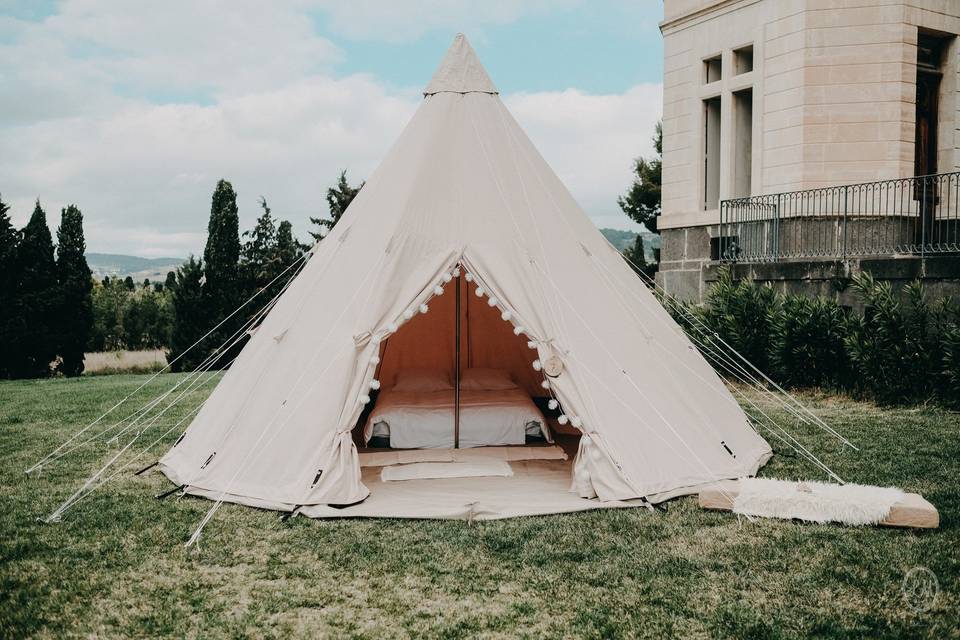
[658,0,960,302]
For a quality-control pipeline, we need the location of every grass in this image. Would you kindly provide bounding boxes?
[82,350,168,376]
[0,374,957,638]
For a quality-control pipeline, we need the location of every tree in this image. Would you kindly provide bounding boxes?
[618,121,662,234]
[168,256,207,372]
[10,201,58,377]
[241,196,278,293]
[123,276,135,290]
[309,170,363,241]
[623,235,656,280]
[276,220,301,270]
[55,205,93,376]
[164,270,177,292]
[204,179,241,310]
[201,179,241,367]
[0,194,20,378]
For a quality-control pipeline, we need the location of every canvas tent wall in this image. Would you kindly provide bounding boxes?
[158,34,772,517]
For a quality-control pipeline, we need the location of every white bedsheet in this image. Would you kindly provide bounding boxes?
[363,388,550,449]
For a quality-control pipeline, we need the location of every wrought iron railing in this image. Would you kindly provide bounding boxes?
[719,171,960,262]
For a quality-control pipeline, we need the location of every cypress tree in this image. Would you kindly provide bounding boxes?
[168,256,206,372]
[204,179,241,312]
[201,179,241,367]
[0,195,20,378]
[55,204,93,376]
[164,270,177,292]
[12,201,58,378]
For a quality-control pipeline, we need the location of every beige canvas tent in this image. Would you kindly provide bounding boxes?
[158,34,772,521]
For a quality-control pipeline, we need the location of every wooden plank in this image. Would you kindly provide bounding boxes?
[698,480,939,529]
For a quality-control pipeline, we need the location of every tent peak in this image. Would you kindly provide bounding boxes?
[423,33,498,96]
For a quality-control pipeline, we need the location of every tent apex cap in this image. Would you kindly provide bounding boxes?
[423,33,499,96]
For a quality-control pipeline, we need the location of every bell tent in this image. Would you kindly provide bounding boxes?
[157,34,772,521]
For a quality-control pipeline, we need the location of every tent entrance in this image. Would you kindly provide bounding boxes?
[354,265,559,452]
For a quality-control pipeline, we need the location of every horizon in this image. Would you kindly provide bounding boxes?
[0,2,664,257]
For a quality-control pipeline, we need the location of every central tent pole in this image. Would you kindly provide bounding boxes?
[454,268,461,449]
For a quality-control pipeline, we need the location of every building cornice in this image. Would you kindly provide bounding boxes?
[660,0,766,35]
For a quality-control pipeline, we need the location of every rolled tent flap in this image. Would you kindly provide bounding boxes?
[571,434,640,501]
[304,431,369,506]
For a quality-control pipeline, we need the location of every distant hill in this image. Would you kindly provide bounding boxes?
[599,227,661,262]
[86,253,184,281]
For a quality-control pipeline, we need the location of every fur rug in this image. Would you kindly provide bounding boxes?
[733,478,905,526]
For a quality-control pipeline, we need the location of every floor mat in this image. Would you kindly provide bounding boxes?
[299,459,646,520]
[381,460,513,482]
[358,444,567,468]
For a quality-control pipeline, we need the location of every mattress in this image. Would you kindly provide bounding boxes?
[363,388,551,449]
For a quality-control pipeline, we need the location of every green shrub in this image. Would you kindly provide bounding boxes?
[690,268,957,407]
[700,268,777,374]
[769,294,850,389]
[844,275,937,404]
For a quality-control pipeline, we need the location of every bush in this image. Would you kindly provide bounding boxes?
[691,268,958,407]
[700,268,777,374]
[845,274,938,404]
[769,294,849,389]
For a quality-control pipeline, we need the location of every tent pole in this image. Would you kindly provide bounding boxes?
[454,268,461,449]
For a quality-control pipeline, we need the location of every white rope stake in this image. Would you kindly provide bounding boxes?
[44,434,139,523]
[25,251,309,475]
[36,276,289,470]
[611,250,854,449]
[182,251,391,547]
[582,251,842,474]
[522,249,840,500]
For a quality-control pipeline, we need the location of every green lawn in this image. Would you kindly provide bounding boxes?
[0,374,957,638]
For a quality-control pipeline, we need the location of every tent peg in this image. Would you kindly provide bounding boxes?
[133,461,158,476]
[156,484,185,500]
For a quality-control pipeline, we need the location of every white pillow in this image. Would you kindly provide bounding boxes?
[392,368,453,392]
[460,368,517,391]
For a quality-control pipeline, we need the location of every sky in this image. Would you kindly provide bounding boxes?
[0,1,664,258]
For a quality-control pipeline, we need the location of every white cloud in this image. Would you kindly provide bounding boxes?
[505,84,663,223]
[0,1,661,256]
[311,0,582,42]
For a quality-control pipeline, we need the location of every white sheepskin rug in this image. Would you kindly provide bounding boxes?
[733,478,905,526]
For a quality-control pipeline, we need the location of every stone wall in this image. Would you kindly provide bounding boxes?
[658,223,960,307]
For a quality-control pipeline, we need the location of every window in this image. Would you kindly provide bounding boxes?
[703,55,722,84]
[703,97,721,210]
[915,32,949,177]
[733,89,753,198]
[733,45,753,75]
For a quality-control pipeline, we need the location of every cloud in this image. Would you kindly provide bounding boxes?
[505,84,663,222]
[0,1,661,256]
[311,0,582,42]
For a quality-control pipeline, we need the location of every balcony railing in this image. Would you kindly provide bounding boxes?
[718,171,960,263]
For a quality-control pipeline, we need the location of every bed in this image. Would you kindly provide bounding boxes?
[362,369,551,449]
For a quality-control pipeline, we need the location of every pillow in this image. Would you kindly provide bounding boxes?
[460,368,517,391]
[392,368,454,392]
